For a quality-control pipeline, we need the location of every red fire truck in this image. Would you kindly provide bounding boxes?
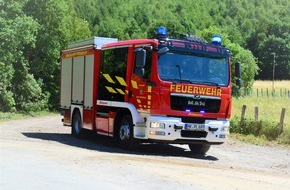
[60,27,241,154]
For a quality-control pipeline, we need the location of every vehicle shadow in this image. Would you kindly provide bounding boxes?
[22,131,218,161]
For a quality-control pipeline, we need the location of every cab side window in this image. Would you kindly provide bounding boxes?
[99,47,128,101]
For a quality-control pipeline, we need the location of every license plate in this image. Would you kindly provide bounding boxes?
[185,123,205,131]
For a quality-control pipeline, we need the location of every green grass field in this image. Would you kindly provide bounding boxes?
[232,80,290,127]
[231,80,290,145]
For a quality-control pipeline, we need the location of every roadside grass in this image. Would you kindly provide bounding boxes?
[231,80,290,145]
[0,111,58,122]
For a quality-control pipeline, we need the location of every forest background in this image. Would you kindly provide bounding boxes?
[0,0,289,112]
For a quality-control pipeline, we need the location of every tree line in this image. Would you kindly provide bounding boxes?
[0,0,289,112]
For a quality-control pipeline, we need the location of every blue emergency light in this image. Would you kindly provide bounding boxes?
[157,26,167,38]
[211,35,222,45]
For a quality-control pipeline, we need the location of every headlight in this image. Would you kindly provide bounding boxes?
[150,122,165,128]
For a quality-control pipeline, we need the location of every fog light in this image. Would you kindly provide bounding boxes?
[149,130,165,136]
[219,134,227,138]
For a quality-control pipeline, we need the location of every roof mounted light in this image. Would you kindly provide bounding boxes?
[157,26,167,39]
[212,35,222,46]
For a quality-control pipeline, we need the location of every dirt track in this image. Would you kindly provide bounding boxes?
[0,116,289,190]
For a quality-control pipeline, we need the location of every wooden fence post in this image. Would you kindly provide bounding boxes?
[241,105,246,122]
[255,107,259,121]
[279,108,286,134]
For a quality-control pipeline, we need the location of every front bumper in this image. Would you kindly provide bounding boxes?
[134,115,229,144]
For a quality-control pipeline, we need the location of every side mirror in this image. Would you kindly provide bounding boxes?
[135,67,144,77]
[134,48,146,68]
[235,61,242,88]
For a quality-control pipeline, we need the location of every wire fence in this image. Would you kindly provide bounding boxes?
[244,88,290,98]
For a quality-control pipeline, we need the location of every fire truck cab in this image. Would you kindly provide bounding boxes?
[60,27,238,154]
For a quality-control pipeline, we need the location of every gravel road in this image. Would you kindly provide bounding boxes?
[0,116,289,190]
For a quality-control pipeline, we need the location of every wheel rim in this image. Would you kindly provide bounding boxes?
[119,122,130,142]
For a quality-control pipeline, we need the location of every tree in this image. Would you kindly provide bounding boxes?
[23,0,91,109]
[0,0,47,112]
[247,20,290,80]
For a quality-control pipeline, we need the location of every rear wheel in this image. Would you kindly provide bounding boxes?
[72,110,84,138]
[117,114,139,150]
[188,144,210,155]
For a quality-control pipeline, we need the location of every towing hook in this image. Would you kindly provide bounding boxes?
[174,125,183,130]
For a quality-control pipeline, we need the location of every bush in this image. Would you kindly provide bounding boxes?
[278,127,290,145]
[0,91,16,112]
[230,116,287,143]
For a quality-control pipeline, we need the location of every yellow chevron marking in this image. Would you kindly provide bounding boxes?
[148,106,151,109]
[147,86,152,92]
[137,99,141,104]
[116,88,125,95]
[148,101,151,105]
[115,76,127,86]
[103,74,115,83]
[105,86,117,93]
[148,95,151,100]
[131,80,138,89]
[144,105,147,108]
[139,104,142,108]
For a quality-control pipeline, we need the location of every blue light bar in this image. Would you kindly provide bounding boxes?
[157,26,167,38]
[212,35,222,45]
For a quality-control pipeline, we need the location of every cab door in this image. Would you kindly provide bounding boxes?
[128,47,157,112]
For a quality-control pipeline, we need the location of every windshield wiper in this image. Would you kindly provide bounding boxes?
[162,78,220,86]
[165,78,193,84]
[192,81,220,87]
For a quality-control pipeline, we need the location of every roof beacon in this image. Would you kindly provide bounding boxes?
[212,35,222,46]
[157,26,167,39]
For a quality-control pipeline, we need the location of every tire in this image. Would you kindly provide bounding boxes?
[72,110,84,138]
[188,144,210,155]
[117,114,139,150]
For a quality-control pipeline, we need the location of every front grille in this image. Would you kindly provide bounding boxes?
[170,94,221,113]
[181,130,208,138]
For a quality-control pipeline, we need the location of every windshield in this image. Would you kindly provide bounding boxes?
[158,52,229,86]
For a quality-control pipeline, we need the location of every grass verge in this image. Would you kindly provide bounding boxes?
[0,111,58,122]
[230,116,290,146]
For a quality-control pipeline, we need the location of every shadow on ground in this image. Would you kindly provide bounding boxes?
[22,131,218,161]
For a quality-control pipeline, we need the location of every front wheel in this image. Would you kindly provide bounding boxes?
[188,144,210,155]
[72,110,84,138]
[117,114,139,150]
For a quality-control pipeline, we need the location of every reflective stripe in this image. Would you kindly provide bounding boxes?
[116,88,125,95]
[105,86,117,93]
[148,95,151,100]
[115,76,127,86]
[103,74,115,83]
[147,86,152,92]
[131,80,138,89]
